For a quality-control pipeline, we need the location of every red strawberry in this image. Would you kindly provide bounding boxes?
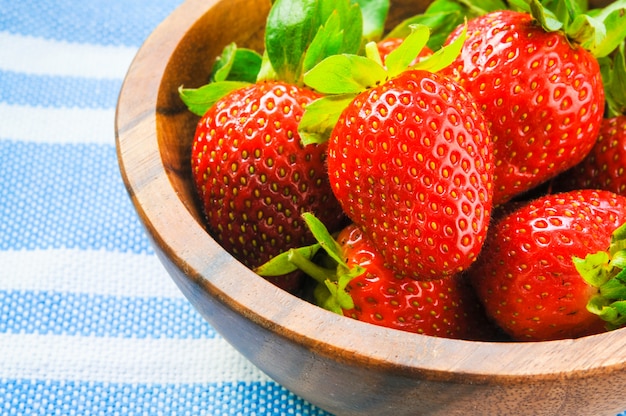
[326,69,494,280]
[190,81,345,292]
[440,9,606,204]
[554,115,626,195]
[329,223,499,340]
[181,0,374,291]
[468,189,626,341]
[553,43,626,195]
[256,215,499,340]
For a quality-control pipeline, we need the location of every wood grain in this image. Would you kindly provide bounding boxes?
[115,0,626,415]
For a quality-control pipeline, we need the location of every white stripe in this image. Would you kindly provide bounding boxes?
[0,32,137,79]
[0,249,184,299]
[0,103,114,144]
[0,333,271,383]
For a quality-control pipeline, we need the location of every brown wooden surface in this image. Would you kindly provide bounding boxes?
[115,0,626,415]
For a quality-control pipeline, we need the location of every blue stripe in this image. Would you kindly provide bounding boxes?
[0,0,185,47]
[0,141,153,254]
[0,71,122,109]
[0,380,331,416]
[0,291,217,339]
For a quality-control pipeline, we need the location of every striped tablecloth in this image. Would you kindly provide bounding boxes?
[0,0,329,414]
[1,1,625,415]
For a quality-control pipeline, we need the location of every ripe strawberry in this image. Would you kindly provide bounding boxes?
[553,116,626,195]
[181,0,376,291]
[190,81,345,292]
[553,43,626,195]
[327,223,499,340]
[440,9,606,204]
[257,214,499,340]
[326,69,494,280]
[468,189,626,341]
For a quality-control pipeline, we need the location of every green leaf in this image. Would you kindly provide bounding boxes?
[254,243,322,276]
[211,43,237,82]
[324,278,354,310]
[302,12,344,74]
[507,0,531,13]
[599,277,626,301]
[301,213,348,268]
[588,297,626,330]
[365,40,383,67]
[265,0,366,84]
[265,0,324,84]
[612,221,626,243]
[452,0,507,15]
[178,81,250,116]
[567,14,606,54]
[319,0,364,54]
[211,43,262,83]
[583,221,626,330]
[412,22,466,73]
[352,0,390,41]
[543,0,582,28]
[606,300,626,329]
[588,0,626,18]
[298,94,357,145]
[303,54,387,94]
[384,24,430,77]
[587,295,617,322]
[573,251,612,287]
[610,221,626,257]
[612,250,626,270]
[315,280,342,314]
[529,0,564,32]
[256,50,279,82]
[317,262,365,313]
[589,7,626,58]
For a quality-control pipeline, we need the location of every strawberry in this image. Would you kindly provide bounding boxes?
[554,43,626,196]
[257,214,499,340]
[179,0,380,291]
[439,4,622,204]
[300,25,494,281]
[553,116,626,195]
[468,189,626,341]
[190,82,345,291]
[327,222,499,340]
[328,70,493,280]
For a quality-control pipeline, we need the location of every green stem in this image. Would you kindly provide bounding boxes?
[287,249,338,284]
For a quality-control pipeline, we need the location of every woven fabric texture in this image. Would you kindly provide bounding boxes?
[0,1,329,414]
[1,1,626,415]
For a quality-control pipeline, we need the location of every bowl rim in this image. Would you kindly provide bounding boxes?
[115,0,626,384]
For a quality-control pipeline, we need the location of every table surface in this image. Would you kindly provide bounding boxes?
[0,0,625,415]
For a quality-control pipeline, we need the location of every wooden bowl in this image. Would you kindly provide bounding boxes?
[115,0,626,414]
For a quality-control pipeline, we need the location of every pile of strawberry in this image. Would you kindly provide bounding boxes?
[180,0,626,342]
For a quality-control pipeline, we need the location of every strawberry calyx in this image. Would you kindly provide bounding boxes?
[298,22,467,144]
[255,212,364,314]
[575,222,626,329]
[179,0,389,116]
[599,42,626,117]
[512,0,626,58]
